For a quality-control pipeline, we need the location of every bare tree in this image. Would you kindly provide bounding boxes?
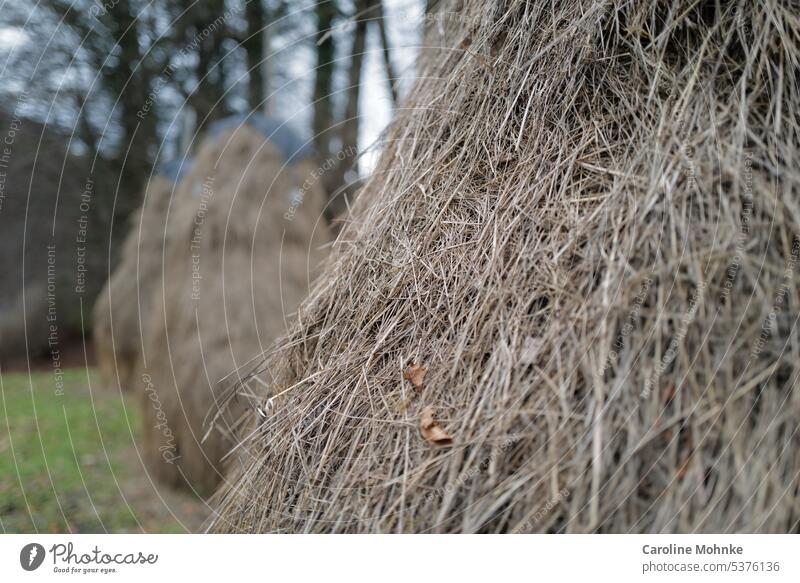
[340,0,368,165]
[371,0,398,106]
[313,0,338,160]
[244,0,268,111]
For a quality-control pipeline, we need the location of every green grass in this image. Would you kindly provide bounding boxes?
[0,368,143,533]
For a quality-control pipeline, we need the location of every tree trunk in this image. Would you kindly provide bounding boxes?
[324,0,368,221]
[339,0,367,167]
[245,0,267,111]
[189,0,229,133]
[371,0,398,106]
[107,0,158,223]
[313,0,337,160]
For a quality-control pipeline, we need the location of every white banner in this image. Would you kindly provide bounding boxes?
[0,535,797,582]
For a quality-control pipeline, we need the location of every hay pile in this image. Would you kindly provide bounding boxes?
[140,118,330,496]
[210,0,800,532]
[93,161,191,392]
[0,110,93,364]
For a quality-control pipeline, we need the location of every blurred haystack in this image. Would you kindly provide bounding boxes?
[92,160,191,392]
[0,109,95,364]
[140,116,330,495]
[210,0,800,532]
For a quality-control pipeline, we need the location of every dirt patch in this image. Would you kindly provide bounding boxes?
[113,446,211,533]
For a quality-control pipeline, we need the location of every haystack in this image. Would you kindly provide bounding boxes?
[210,0,800,532]
[139,116,330,496]
[93,159,191,392]
[0,109,93,365]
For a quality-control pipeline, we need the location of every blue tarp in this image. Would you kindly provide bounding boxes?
[155,157,193,182]
[207,113,313,164]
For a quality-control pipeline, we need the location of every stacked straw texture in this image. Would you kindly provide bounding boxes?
[93,174,179,392]
[139,125,330,496]
[212,0,800,532]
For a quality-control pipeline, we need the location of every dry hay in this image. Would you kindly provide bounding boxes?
[139,120,330,496]
[93,167,188,392]
[0,110,93,363]
[209,0,800,532]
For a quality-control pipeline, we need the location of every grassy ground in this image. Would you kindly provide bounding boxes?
[0,368,208,533]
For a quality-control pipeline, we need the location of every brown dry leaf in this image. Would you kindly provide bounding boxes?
[403,362,427,389]
[419,406,453,447]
